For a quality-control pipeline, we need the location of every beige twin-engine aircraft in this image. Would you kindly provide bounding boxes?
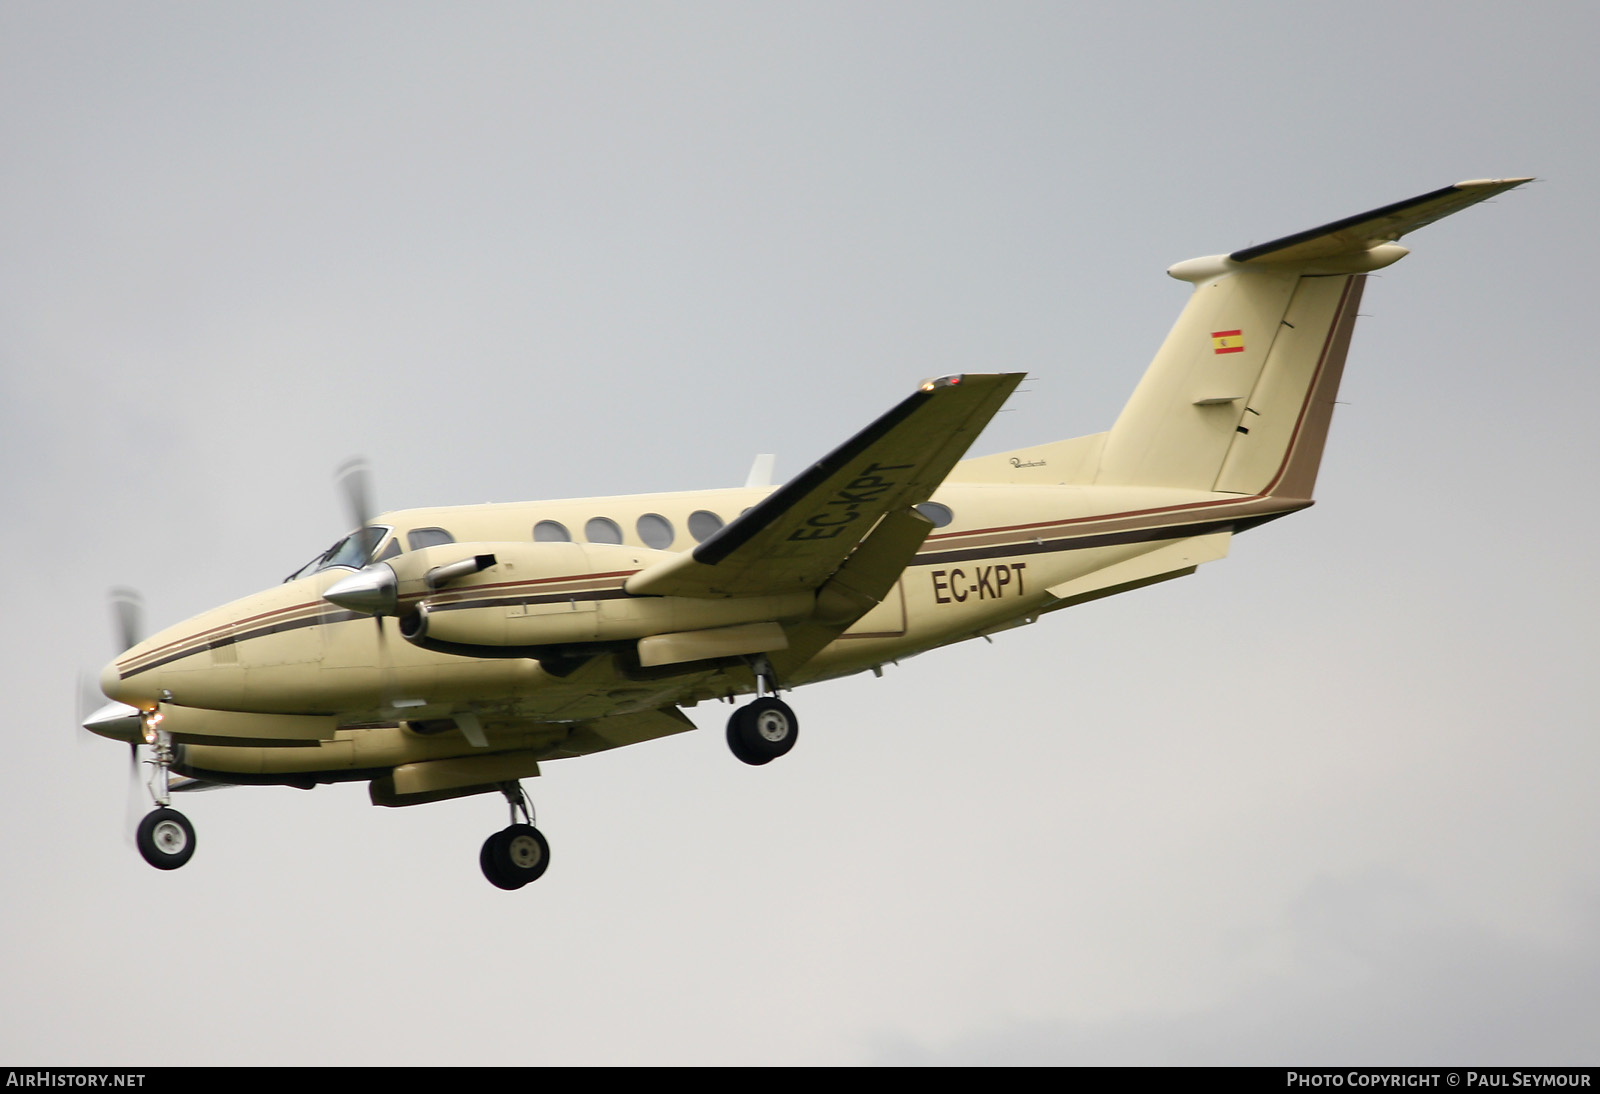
[84,178,1528,889]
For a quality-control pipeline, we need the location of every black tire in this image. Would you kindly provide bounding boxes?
[136,808,196,871]
[480,831,516,890]
[484,824,549,889]
[725,704,768,765]
[727,697,798,765]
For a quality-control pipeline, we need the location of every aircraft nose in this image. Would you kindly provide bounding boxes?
[99,658,133,705]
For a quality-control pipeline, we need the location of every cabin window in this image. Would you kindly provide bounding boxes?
[636,513,674,549]
[534,520,572,542]
[408,527,456,551]
[915,502,954,528]
[584,517,622,544]
[375,538,402,562]
[688,509,725,542]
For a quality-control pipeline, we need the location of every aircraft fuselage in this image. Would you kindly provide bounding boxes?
[101,477,1298,781]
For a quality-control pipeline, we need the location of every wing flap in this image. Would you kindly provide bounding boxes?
[627,373,1023,599]
[771,506,935,677]
[548,706,698,758]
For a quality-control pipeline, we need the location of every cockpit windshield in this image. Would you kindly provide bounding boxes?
[284,526,391,583]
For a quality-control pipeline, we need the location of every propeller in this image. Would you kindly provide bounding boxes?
[331,457,403,717]
[75,587,151,841]
[109,586,144,655]
[335,456,375,535]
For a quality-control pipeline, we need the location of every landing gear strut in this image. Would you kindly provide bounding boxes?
[135,717,197,871]
[726,655,799,765]
[480,781,550,890]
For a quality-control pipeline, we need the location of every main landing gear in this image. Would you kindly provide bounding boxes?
[134,720,197,871]
[725,655,799,766]
[726,696,799,765]
[480,781,550,891]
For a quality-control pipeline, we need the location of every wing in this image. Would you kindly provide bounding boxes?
[626,373,1025,599]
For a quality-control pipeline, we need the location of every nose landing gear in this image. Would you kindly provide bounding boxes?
[134,720,197,871]
[480,781,551,890]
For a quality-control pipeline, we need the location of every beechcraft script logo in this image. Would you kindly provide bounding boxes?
[1211,329,1244,354]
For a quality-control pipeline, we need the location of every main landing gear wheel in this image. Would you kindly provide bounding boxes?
[136,807,196,871]
[726,696,799,766]
[480,824,550,890]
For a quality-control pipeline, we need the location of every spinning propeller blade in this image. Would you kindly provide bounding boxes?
[336,456,375,532]
[109,587,143,653]
[331,458,405,715]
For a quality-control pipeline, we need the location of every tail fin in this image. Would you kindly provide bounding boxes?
[1092,178,1530,498]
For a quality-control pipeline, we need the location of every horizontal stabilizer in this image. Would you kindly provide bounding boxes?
[1044,532,1232,606]
[1230,177,1531,264]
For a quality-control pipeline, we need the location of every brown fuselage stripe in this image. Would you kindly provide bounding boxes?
[424,587,634,615]
[916,514,1242,567]
[118,575,639,676]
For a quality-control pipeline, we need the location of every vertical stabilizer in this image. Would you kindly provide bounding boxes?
[1094,262,1309,492]
[1089,178,1530,500]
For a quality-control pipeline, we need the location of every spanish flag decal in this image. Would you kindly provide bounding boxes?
[1211,329,1244,354]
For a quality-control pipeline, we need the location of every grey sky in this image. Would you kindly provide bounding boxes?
[2,2,1595,1065]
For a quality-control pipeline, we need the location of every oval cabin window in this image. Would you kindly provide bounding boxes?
[584,517,623,544]
[636,513,674,549]
[688,510,724,542]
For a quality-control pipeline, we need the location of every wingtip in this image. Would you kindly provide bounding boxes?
[917,371,1028,393]
[1455,176,1535,189]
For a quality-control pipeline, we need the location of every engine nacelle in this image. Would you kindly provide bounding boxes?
[363,541,812,653]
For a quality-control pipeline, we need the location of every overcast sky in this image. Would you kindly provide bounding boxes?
[3,1,1596,1066]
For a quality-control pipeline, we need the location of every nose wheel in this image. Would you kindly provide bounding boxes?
[480,781,551,890]
[136,807,196,870]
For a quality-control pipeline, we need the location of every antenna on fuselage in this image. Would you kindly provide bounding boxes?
[744,453,776,489]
